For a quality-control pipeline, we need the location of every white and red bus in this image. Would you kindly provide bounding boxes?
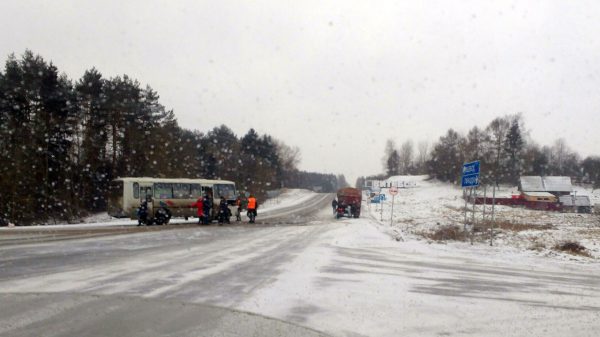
[107,177,237,221]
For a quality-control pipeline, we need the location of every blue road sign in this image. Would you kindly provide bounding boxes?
[462,161,480,175]
[461,161,480,188]
[370,194,387,203]
[461,174,480,188]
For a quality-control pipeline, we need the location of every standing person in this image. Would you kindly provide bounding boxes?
[247,194,258,223]
[235,195,243,221]
[218,197,230,225]
[331,198,338,215]
[202,194,212,225]
[190,196,204,224]
[137,198,149,226]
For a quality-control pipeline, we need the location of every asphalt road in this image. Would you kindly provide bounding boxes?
[0,193,334,337]
[1,192,599,337]
[0,193,333,246]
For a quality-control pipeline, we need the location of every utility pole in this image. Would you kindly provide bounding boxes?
[471,187,476,245]
[490,182,496,246]
[380,193,384,221]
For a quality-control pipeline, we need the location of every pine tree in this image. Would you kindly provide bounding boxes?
[76,68,108,211]
[381,139,396,172]
[582,157,600,188]
[203,125,240,181]
[386,149,400,176]
[521,143,548,176]
[0,50,342,224]
[503,118,524,184]
[427,129,465,183]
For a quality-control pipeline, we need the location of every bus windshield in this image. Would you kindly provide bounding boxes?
[214,184,236,200]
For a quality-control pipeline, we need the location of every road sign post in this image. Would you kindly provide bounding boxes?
[471,187,476,245]
[462,161,480,245]
[380,194,383,221]
[389,187,398,227]
[490,183,496,246]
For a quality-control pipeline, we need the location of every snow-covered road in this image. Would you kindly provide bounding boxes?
[1,199,599,337]
[0,190,332,246]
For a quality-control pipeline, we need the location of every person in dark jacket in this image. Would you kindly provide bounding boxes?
[202,194,212,224]
[331,198,338,214]
[218,197,230,225]
[137,199,149,226]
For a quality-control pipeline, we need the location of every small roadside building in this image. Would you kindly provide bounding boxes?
[519,176,545,192]
[541,176,573,196]
[559,195,593,213]
[519,176,573,197]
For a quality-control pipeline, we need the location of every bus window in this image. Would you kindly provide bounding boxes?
[173,183,191,199]
[154,183,173,199]
[133,182,139,199]
[215,184,236,200]
[141,187,153,200]
[202,186,213,198]
[191,184,202,197]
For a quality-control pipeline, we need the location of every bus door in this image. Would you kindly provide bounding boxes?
[140,185,153,216]
[140,186,153,201]
[202,186,214,218]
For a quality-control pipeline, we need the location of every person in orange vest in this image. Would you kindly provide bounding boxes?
[190,196,204,225]
[247,194,258,223]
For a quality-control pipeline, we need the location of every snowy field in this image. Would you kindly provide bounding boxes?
[368,176,600,261]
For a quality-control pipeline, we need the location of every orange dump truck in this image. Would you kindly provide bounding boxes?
[336,187,362,219]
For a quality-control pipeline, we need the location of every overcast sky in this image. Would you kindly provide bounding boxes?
[2,0,600,183]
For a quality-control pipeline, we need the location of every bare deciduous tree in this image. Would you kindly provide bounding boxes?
[416,141,429,173]
[399,140,414,174]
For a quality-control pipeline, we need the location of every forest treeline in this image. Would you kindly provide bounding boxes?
[358,114,600,188]
[0,51,343,225]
